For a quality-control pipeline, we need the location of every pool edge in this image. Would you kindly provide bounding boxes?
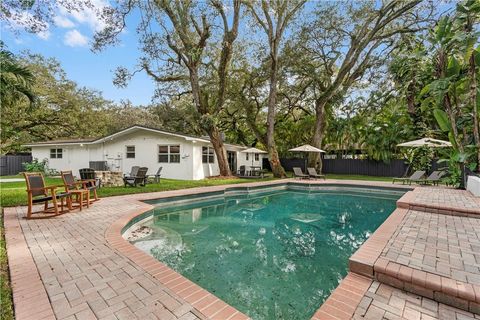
[105,179,413,320]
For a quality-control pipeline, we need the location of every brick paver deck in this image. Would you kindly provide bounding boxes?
[354,281,480,320]
[382,210,480,285]
[4,180,480,320]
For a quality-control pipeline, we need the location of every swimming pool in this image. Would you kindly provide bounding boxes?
[126,185,405,319]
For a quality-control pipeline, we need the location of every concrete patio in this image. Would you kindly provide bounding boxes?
[4,180,480,320]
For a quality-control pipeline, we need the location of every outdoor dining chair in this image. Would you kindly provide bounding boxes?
[23,172,71,219]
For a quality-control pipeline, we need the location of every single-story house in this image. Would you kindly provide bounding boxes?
[24,125,267,180]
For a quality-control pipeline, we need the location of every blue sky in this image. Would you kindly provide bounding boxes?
[2,5,155,105]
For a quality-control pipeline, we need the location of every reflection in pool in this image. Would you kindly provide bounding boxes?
[129,188,404,320]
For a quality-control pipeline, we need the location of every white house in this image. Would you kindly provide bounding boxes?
[24,125,267,180]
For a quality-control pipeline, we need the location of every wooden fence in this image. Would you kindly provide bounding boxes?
[0,154,33,176]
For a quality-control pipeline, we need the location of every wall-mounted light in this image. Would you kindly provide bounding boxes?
[182,154,190,159]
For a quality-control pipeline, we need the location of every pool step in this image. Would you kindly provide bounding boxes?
[348,205,480,314]
[372,258,480,314]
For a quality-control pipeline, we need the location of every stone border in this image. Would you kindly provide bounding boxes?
[3,209,55,320]
[311,273,372,320]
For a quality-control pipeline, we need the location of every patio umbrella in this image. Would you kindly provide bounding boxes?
[241,147,268,167]
[397,138,452,148]
[288,144,326,171]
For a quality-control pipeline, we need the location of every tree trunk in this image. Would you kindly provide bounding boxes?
[208,127,231,176]
[444,93,464,153]
[189,68,232,176]
[311,97,327,173]
[265,55,286,178]
[470,53,480,170]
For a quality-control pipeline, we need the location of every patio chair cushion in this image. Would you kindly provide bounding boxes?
[32,192,70,203]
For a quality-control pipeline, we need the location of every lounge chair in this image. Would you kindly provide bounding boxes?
[414,170,445,186]
[149,167,162,183]
[123,167,148,187]
[78,168,100,201]
[61,171,91,210]
[392,170,426,185]
[293,167,309,179]
[23,172,71,219]
[307,167,326,180]
[124,166,140,178]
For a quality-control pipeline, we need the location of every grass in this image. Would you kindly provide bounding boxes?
[0,176,277,207]
[0,173,394,207]
[0,210,14,320]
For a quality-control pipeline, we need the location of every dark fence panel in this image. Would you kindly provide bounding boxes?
[262,158,308,172]
[0,154,33,176]
[322,159,408,177]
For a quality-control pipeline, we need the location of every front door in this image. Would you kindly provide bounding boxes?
[227,151,236,173]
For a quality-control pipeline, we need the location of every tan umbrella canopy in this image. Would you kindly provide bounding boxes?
[288,144,326,153]
[288,144,326,170]
[397,138,452,148]
[241,147,268,167]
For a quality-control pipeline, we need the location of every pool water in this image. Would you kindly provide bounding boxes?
[129,187,403,320]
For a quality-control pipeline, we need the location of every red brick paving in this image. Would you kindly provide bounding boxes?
[4,180,479,319]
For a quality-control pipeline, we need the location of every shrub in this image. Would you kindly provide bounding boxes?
[22,158,48,173]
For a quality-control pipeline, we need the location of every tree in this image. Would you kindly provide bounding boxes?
[288,0,429,168]
[95,0,241,176]
[243,0,306,178]
[0,43,35,108]
[1,53,113,153]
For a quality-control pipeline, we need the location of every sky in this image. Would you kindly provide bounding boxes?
[2,2,156,105]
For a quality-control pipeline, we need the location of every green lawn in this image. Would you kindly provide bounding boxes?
[0,174,394,207]
[0,211,14,320]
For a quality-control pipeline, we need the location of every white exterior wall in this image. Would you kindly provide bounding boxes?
[29,129,249,180]
[236,152,266,169]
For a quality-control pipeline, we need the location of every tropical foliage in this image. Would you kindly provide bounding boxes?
[1,0,479,184]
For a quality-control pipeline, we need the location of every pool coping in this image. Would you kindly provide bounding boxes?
[314,189,480,319]
[105,180,413,320]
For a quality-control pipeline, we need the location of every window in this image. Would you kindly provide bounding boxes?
[158,145,180,163]
[126,146,135,158]
[246,153,249,161]
[50,148,63,159]
[255,153,259,161]
[202,147,215,163]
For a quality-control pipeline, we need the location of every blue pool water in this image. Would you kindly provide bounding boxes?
[129,186,404,319]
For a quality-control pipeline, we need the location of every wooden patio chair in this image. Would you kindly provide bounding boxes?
[124,166,140,178]
[61,171,91,210]
[23,172,71,219]
[149,167,162,183]
[123,167,148,187]
[78,168,100,201]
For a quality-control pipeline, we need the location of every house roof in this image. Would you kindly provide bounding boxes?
[23,125,247,149]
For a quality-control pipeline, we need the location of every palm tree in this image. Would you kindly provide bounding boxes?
[0,43,35,107]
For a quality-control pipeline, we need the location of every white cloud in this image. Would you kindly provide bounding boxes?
[54,16,75,28]
[59,0,108,32]
[37,30,51,40]
[64,29,89,47]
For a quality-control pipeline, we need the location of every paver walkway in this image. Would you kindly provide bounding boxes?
[4,180,480,320]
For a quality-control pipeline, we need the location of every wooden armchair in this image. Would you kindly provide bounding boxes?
[61,171,92,209]
[123,167,148,187]
[78,168,100,201]
[23,172,71,219]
